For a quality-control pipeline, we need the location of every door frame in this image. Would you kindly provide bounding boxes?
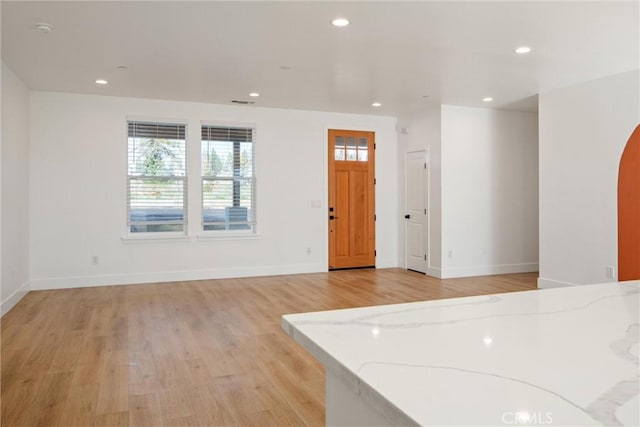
[404,149,429,272]
[324,126,377,270]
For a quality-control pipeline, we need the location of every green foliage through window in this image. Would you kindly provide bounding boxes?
[201,125,255,231]
[127,121,187,233]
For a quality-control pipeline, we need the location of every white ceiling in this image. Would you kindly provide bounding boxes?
[2,1,638,116]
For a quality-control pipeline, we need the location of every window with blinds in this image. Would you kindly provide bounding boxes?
[201,125,255,232]
[127,121,187,233]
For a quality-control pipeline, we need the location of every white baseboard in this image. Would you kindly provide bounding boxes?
[1,280,30,316]
[30,262,327,290]
[426,267,442,278]
[537,277,578,289]
[440,262,539,279]
[376,258,399,269]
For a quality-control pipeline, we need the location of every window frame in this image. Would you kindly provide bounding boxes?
[125,118,188,238]
[200,122,257,235]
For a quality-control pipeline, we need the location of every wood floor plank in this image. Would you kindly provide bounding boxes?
[1,269,537,426]
[1,369,45,426]
[22,370,74,427]
[57,383,100,427]
[96,361,129,415]
[129,393,164,427]
[94,411,129,427]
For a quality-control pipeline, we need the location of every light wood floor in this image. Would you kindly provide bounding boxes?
[1,268,537,426]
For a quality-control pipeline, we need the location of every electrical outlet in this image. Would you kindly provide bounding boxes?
[91,255,99,265]
[306,247,311,255]
[606,266,615,279]
[448,250,453,259]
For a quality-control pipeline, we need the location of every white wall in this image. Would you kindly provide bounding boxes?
[397,106,442,276]
[1,61,31,314]
[440,106,539,278]
[398,105,538,279]
[539,70,640,287]
[29,92,398,289]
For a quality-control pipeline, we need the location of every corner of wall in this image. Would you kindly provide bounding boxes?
[1,280,30,316]
[0,61,3,311]
[1,61,32,316]
[377,258,399,269]
[426,267,442,279]
[537,277,577,289]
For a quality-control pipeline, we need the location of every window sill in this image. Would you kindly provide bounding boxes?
[196,232,261,241]
[121,234,192,244]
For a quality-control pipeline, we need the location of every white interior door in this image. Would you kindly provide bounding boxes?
[406,151,427,273]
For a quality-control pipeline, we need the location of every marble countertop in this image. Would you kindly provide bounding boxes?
[282,281,640,426]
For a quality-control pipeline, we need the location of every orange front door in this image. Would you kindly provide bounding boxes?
[328,129,375,269]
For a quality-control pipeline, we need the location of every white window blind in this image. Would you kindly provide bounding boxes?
[127,121,187,233]
[201,126,255,231]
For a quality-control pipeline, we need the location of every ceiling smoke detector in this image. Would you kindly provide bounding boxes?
[35,22,54,33]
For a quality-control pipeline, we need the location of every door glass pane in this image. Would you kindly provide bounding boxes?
[335,136,345,160]
[346,137,357,160]
[357,138,368,162]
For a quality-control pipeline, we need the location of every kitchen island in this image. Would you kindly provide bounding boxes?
[282,281,639,426]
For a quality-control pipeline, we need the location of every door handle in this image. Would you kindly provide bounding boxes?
[404,214,410,219]
[329,215,339,220]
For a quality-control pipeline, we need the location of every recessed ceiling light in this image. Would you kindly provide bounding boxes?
[95,79,108,85]
[249,92,260,97]
[35,22,53,33]
[332,18,350,27]
[514,46,532,54]
[372,102,382,107]
[482,97,493,102]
